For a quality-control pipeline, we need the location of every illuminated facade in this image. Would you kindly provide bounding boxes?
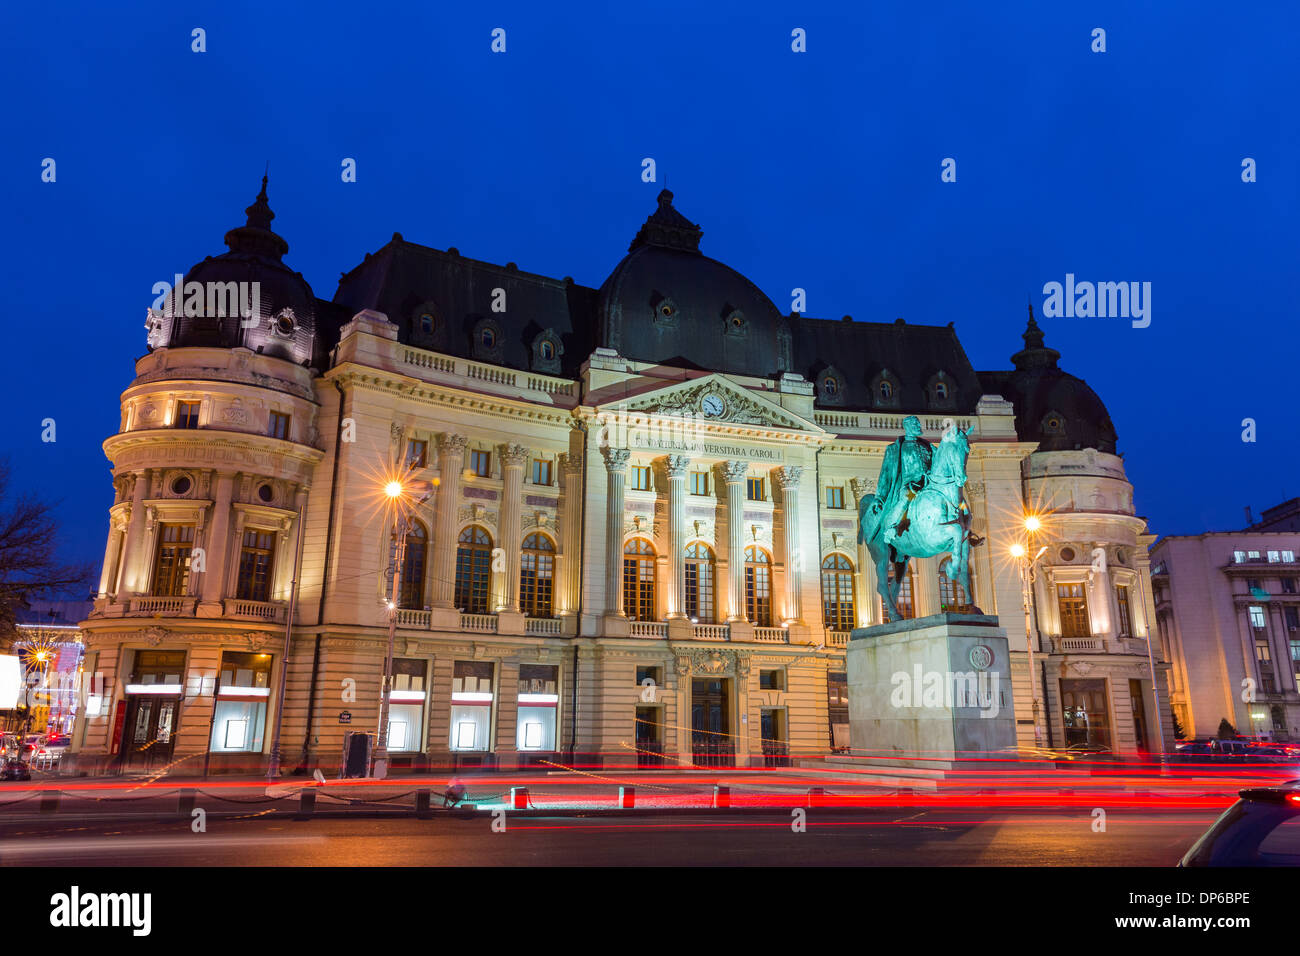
[71,181,1171,773]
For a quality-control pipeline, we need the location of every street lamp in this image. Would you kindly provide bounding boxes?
[372,477,432,778]
[1010,514,1048,746]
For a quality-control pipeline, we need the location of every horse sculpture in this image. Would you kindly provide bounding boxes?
[858,425,983,622]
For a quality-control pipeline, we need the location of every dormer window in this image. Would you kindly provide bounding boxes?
[482,328,496,349]
[722,308,747,336]
[879,381,892,400]
[1041,411,1067,435]
[471,317,504,362]
[420,312,434,334]
[651,294,679,327]
[816,365,847,406]
[540,341,554,360]
[934,382,947,399]
[825,377,839,395]
[531,329,563,373]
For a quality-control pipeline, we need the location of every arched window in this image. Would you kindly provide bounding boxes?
[481,328,496,349]
[937,555,972,612]
[934,381,948,399]
[623,539,656,622]
[454,525,493,614]
[519,533,555,618]
[399,521,428,609]
[879,380,892,400]
[684,542,716,623]
[821,554,855,630]
[745,546,773,626]
[539,340,554,360]
[882,562,916,620]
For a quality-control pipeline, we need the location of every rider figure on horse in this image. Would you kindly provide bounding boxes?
[873,415,933,546]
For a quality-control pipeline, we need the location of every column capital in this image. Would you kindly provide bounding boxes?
[500,443,530,468]
[665,454,691,478]
[849,476,875,503]
[601,447,631,473]
[773,465,803,489]
[437,433,468,454]
[558,452,583,476]
[719,459,748,483]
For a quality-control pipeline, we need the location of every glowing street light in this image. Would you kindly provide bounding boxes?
[384,480,404,499]
[1010,512,1048,745]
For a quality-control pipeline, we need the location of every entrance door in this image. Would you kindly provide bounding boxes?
[761,709,788,767]
[1129,679,1149,752]
[691,678,733,767]
[635,706,663,767]
[122,696,179,770]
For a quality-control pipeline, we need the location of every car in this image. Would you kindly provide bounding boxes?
[0,734,19,759]
[1180,783,1300,866]
[0,759,31,782]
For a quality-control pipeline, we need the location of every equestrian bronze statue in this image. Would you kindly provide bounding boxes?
[857,416,983,622]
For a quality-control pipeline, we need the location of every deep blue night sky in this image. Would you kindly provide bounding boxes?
[2,0,1297,571]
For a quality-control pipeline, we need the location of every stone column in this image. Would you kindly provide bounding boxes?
[774,466,804,624]
[851,478,880,626]
[665,455,691,619]
[497,444,528,614]
[602,448,630,617]
[721,460,749,621]
[915,556,941,617]
[200,473,235,610]
[431,434,467,609]
[98,509,127,598]
[558,452,584,622]
[115,470,150,597]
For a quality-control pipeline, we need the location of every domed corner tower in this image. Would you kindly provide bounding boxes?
[596,189,789,378]
[80,178,327,775]
[989,307,1170,754]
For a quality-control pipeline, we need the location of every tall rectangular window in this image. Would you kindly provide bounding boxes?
[209,651,272,754]
[235,529,276,602]
[1250,605,1268,629]
[450,661,494,752]
[1269,550,1281,563]
[690,472,709,496]
[151,524,195,596]
[631,465,651,491]
[825,486,844,509]
[517,664,558,752]
[1057,583,1090,638]
[387,658,427,753]
[175,401,200,429]
[531,459,551,485]
[268,411,290,440]
[1234,550,1246,563]
[746,477,765,501]
[470,449,491,477]
[1114,584,1133,638]
[1284,551,1296,563]
[406,439,428,468]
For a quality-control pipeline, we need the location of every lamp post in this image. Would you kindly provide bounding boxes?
[372,478,432,778]
[1010,514,1047,746]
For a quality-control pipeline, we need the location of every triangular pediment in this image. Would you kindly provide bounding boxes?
[598,374,822,434]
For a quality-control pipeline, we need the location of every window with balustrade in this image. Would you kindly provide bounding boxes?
[454,525,493,614]
[519,533,555,618]
[745,546,773,626]
[1115,583,1133,638]
[820,554,855,630]
[684,542,716,623]
[623,538,656,621]
[235,528,276,602]
[399,521,428,609]
[151,523,195,597]
[1057,583,1091,638]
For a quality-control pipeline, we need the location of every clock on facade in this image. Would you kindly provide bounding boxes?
[700,393,725,418]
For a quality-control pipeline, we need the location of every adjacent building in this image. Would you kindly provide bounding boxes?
[71,180,1171,773]
[1151,501,1300,741]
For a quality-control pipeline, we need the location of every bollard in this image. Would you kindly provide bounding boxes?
[713,784,730,809]
[178,790,196,817]
[295,787,317,820]
[619,786,635,809]
[807,786,825,808]
[510,786,529,810]
[40,790,59,814]
[414,789,431,819]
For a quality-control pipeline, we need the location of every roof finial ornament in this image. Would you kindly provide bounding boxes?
[1011,296,1059,370]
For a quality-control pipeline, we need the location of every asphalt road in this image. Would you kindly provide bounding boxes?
[0,808,1216,866]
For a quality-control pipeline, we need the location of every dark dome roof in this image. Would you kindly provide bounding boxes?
[151,177,318,366]
[982,309,1118,453]
[597,190,787,378]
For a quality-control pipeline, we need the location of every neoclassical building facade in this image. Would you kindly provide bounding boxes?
[71,181,1173,773]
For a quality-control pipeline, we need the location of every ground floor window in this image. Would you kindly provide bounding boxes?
[450,661,494,751]
[827,671,849,751]
[387,658,427,753]
[1060,678,1111,750]
[517,663,558,751]
[210,651,272,753]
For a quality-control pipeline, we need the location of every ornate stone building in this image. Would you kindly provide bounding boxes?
[71,181,1172,773]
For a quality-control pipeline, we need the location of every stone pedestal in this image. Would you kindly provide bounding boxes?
[847,613,1017,761]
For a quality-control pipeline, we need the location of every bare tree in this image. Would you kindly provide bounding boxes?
[0,459,93,645]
